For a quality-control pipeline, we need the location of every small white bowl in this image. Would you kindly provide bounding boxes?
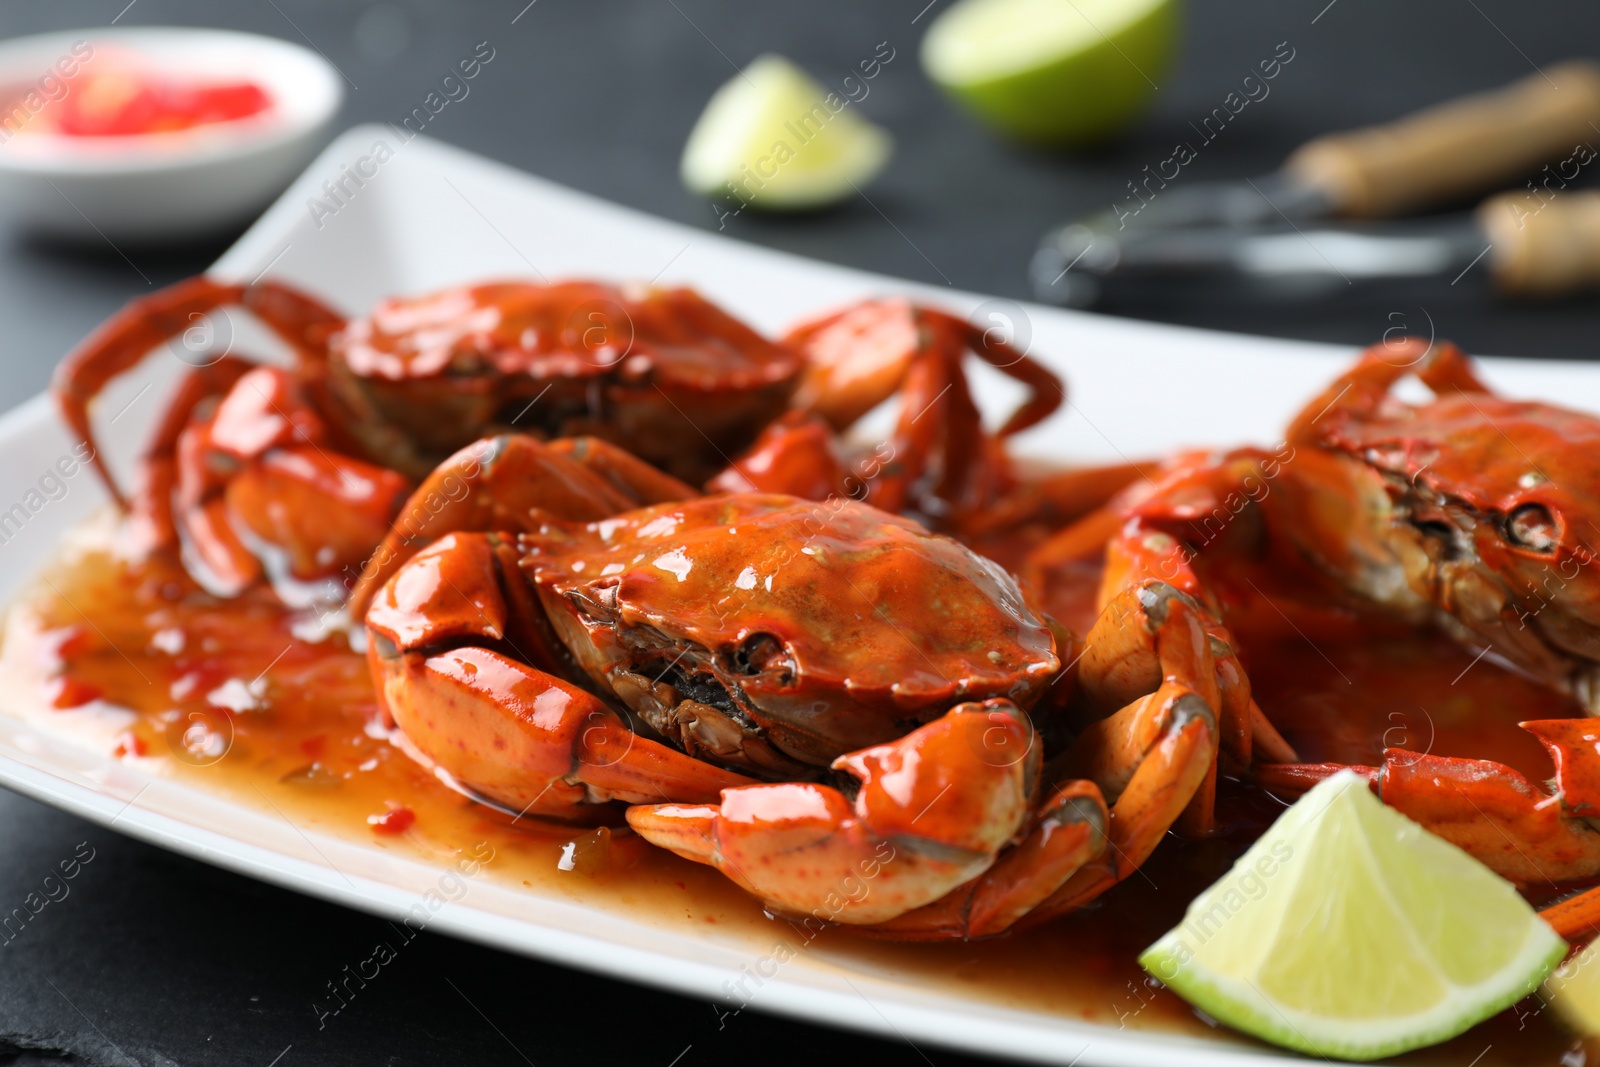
[0,27,343,243]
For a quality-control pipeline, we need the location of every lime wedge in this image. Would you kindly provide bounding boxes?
[1543,936,1600,1036]
[680,55,892,210]
[920,0,1175,145]
[1139,771,1567,1061]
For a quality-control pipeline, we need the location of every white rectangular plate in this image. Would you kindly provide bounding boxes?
[3,126,1597,1067]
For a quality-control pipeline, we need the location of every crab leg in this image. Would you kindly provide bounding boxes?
[1540,888,1600,942]
[627,700,1050,925]
[366,532,750,816]
[124,354,256,555]
[961,460,1147,540]
[349,434,694,617]
[788,300,1062,437]
[53,276,346,506]
[1027,453,1300,775]
[770,300,1064,527]
[1283,338,1488,446]
[1019,503,1128,587]
[1256,719,1600,889]
[875,329,989,516]
[705,412,851,501]
[708,364,991,519]
[1074,575,1253,831]
[1014,583,1221,920]
[546,436,697,505]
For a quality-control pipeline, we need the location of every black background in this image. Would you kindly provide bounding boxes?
[0,1,1596,1064]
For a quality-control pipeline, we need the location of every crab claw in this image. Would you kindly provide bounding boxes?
[374,645,752,815]
[1256,720,1600,887]
[627,700,1045,925]
[349,435,629,616]
[173,365,411,597]
[1523,720,1600,943]
[367,532,753,817]
[1259,740,1600,944]
[866,780,1109,939]
[1523,719,1600,818]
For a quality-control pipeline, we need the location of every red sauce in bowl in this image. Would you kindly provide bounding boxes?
[6,66,272,139]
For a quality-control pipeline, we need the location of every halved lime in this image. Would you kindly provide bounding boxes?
[680,55,892,210]
[1139,771,1566,1061]
[1543,936,1600,1036]
[920,0,1176,145]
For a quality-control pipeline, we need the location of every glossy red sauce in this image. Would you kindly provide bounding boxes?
[5,518,1592,1065]
[12,68,271,138]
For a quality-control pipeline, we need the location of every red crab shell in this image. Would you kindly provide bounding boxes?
[1312,390,1600,677]
[520,493,1059,771]
[331,281,802,480]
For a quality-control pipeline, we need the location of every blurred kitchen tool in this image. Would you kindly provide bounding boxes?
[0,27,342,243]
[1033,61,1600,303]
[1477,188,1600,298]
[1030,191,1600,306]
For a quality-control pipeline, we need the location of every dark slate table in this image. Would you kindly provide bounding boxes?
[0,2,1595,1064]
